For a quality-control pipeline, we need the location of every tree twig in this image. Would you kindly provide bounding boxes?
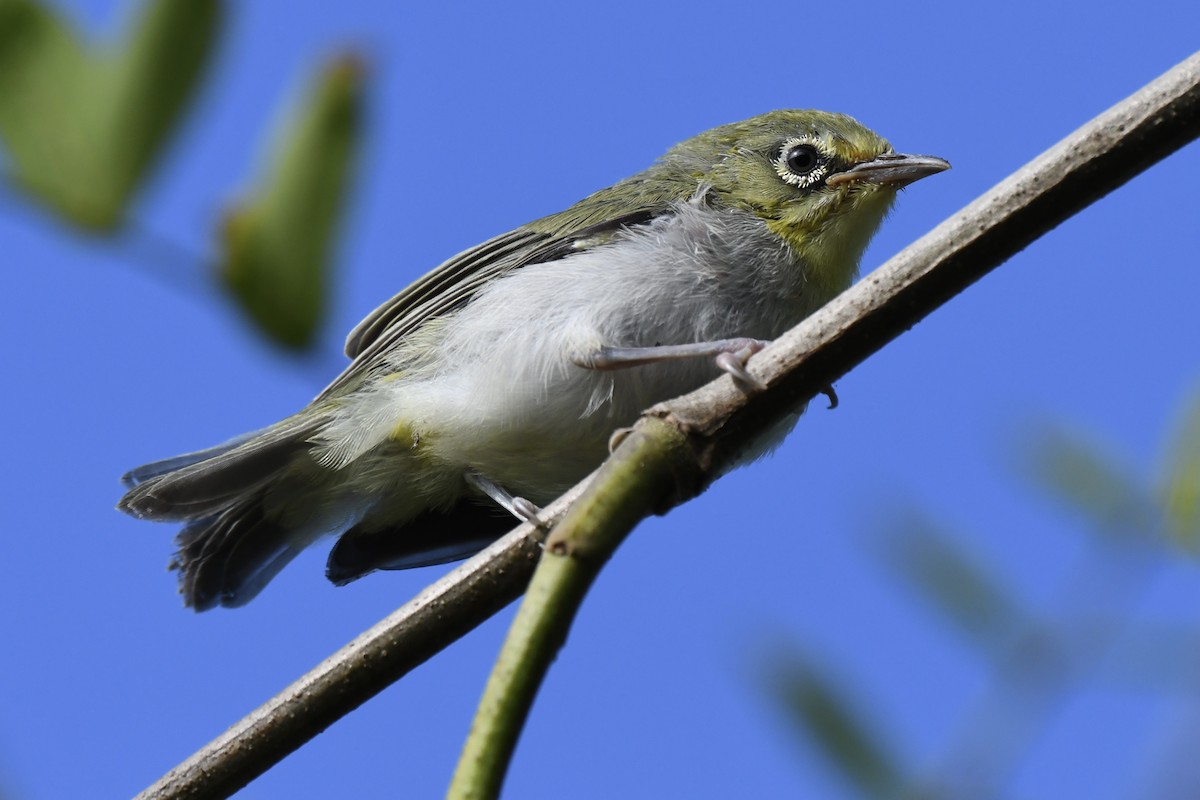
[447,418,694,799]
[137,51,1200,800]
[133,501,562,800]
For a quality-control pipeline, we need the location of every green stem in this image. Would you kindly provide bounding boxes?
[447,418,695,800]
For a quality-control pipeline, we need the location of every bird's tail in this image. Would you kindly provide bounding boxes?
[118,416,324,610]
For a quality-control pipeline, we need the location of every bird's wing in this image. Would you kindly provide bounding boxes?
[315,174,693,402]
[341,228,550,361]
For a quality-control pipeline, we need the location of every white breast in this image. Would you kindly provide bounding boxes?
[315,199,819,497]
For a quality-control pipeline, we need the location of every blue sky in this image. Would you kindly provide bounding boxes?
[2,1,1199,798]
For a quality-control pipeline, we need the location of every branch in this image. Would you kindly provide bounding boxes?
[448,418,694,798]
[138,51,1200,800]
[134,500,560,800]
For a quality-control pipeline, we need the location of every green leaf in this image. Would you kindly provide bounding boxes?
[0,0,220,229]
[93,0,221,219]
[766,649,902,799]
[1159,392,1200,551]
[883,511,1025,651]
[221,55,364,348]
[0,0,94,220]
[1022,424,1156,540]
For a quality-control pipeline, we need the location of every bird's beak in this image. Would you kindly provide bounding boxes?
[827,153,951,188]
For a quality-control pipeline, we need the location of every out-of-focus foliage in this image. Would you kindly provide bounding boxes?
[767,652,903,800]
[767,389,1200,799]
[884,512,1026,655]
[0,0,364,350]
[220,55,364,349]
[1023,425,1158,539]
[1161,394,1200,550]
[0,0,220,230]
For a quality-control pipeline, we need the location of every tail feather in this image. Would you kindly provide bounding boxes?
[121,415,523,608]
[118,416,321,521]
[120,428,268,488]
[174,496,301,610]
[326,498,514,585]
[119,415,326,610]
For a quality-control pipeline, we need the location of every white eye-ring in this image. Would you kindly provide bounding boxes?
[774,136,829,189]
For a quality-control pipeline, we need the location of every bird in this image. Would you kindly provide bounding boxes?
[118,109,949,610]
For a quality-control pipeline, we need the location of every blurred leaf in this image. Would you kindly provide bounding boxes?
[94,0,221,217]
[1160,392,1200,551]
[1022,423,1157,540]
[0,0,220,229]
[767,650,902,799]
[1100,623,1200,690]
[884,512,1025,651]
[0,0,94,220]
[221,54,364,348]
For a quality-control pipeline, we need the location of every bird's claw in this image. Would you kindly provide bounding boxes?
[715,339,769,392]
[512,496,546,528]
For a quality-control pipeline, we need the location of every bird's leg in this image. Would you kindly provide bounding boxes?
[464,470,545,527]
[572,338,771,391]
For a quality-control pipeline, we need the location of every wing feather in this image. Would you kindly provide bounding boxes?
[317,168,701,403]
[342,229,550,359]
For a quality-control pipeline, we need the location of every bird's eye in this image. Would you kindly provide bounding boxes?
[785,145,820,174]
[774,137,829,189]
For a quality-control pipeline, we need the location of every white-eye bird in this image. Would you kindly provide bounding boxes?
[119,109,949,610]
